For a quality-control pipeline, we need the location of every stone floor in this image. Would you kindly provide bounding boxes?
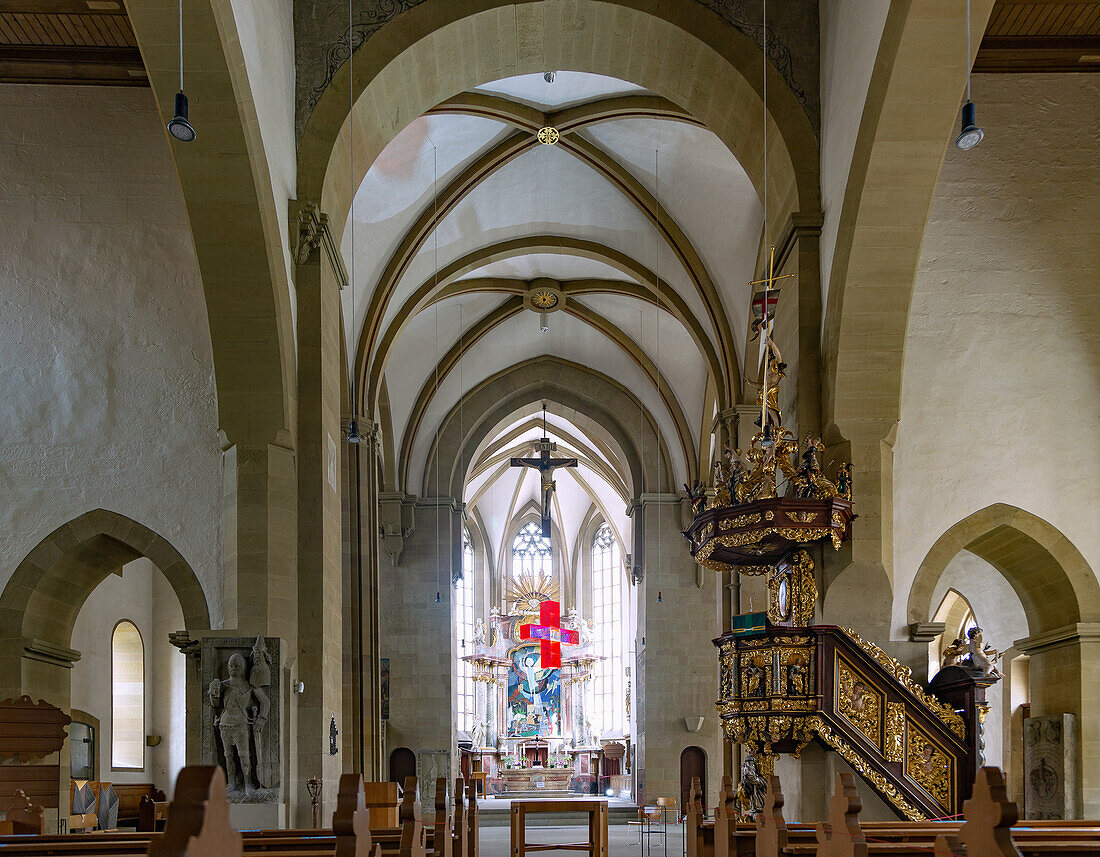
[478,821,685,857]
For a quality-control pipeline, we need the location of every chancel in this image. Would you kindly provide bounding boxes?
[0,0,1097,853]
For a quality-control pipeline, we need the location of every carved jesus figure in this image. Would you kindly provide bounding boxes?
[209,652,270,793]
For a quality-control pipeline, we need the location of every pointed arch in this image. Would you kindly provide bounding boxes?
[907,504,1099,637]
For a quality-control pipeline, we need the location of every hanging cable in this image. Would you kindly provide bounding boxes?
[166,0,196,142]
[345,0,362,444]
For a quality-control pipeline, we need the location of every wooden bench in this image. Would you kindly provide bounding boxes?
[0,772,479,857]
[683,766,1100,857]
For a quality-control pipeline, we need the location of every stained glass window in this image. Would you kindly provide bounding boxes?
[512,520,553,580]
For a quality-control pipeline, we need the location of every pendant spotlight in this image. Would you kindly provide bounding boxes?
[167,0,196,142]
[955,0,984,151]
[346,417,362,444]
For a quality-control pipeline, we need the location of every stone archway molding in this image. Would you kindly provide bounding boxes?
[421,356,673,499]
[0,509,211,651]
[906,503,1099,638]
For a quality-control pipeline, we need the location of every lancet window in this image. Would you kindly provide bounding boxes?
[111,620,144,769]
[591,523,624,737]
[455,528,476,733]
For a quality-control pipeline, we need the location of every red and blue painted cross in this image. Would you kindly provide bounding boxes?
[518,600,578,669]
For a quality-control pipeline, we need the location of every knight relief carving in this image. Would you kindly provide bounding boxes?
[201,635,281,803]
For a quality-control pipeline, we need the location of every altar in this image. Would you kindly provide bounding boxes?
[500,767,573,797]
[461,575,624,798]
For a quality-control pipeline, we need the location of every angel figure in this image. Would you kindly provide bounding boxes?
[964,626,1003,678]
[941,637,966,668]
[712,455,732,505]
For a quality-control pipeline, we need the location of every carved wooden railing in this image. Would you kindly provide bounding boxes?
[715,623,992,820]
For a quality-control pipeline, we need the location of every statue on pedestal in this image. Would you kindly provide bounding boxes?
[735,754,768,819]
[208,652,270,794]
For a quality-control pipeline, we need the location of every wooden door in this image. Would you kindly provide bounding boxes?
[680,746,706,814]
[389,747,417,789]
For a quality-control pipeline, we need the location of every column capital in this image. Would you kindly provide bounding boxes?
[294,202,348,288]
[1015,623,1100,655]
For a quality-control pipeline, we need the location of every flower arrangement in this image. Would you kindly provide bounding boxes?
[502,754,518,769]
[548,753,571,769]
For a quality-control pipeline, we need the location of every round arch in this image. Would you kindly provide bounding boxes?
[421,357,674,499]
[906,504,1100,637]
[298,0,818,273]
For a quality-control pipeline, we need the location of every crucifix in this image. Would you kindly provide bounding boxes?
[747,245,795,437]
[509,405,578,537]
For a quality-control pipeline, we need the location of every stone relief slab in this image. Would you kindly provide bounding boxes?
[200,635,281,804]
[1024,714,1077,819]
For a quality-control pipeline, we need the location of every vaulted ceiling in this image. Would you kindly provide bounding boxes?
[341,71,766,498]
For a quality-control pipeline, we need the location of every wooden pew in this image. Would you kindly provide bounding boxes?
[0,771,477,857]
[681,768,1100,857]
[137,795,168,833]
[0,790,44,835]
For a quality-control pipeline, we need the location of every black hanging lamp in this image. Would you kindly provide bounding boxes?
[955,0,984,151]
[167,0,196,142]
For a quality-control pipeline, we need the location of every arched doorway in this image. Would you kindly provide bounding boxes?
[680,746,706,815]
[389,747,417,788]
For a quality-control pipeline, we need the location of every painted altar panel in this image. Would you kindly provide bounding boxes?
[506,644,561,737]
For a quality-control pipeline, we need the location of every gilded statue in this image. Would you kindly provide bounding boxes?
[209,648,272,794]
[835,462,853,501]
[787,661,808,696]
[744,663,764,698]
[745,340,786,431]
[684,479,707,517]
[793,434,838,499]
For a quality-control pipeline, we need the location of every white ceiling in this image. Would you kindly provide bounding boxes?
[341,71,765,496]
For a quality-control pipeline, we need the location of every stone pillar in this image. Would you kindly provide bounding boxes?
[294,203,346,825]
[635,493,723,810]
[380,497,460,787]
[1017,623,1100,817]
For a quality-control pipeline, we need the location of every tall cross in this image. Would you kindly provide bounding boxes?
[519,600,578,669]
[509,406,578,537]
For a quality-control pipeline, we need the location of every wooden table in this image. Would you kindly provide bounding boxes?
[510,800,608,857]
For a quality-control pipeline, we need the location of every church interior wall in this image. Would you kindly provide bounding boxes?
[226,0,298,329]
[816,0,890,311]
[70,558,186,790]
[0,84,223,625]
[892,73,1100,638]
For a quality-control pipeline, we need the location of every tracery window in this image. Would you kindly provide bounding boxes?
[455,528,476,733]
[511,520,553,580]
[111,620,144,770]
[591,523,624,737]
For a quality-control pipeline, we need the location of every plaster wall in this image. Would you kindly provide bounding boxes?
[227,0,298,326]
[817,0,890,310]
[0,85,222,622]
[70,558,185,790]
[893,74,1100,634]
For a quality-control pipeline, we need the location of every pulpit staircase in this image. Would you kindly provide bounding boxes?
[715,620,994,820]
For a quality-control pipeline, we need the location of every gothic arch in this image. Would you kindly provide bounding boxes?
[0,508,211,697]
[421,357,673,500]
[299,0,817,241]
[906,504,1099,637]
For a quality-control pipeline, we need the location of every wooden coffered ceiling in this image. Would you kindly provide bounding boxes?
[975,0,1100,72]
[0,0,146,85]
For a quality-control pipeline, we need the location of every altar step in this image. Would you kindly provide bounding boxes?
[477,797,639,827]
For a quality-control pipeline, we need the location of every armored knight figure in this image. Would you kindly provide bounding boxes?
[209,652,271,794]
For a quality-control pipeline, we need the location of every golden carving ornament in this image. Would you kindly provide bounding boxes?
[536,126,560,145]
[906,724,953,809]
[787,511,819,523]
[841,628,966,739]
[809,717,925,821]
[886,702,906,763]
[836,659,882,745]
[719,512,762,530]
